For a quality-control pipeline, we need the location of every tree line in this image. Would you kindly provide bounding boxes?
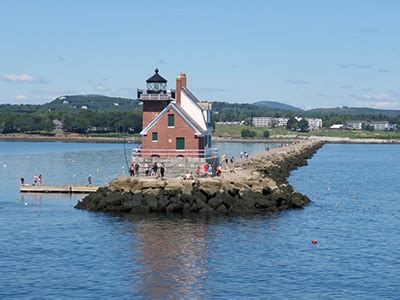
[0,110,142,134]
[213,102,400,128]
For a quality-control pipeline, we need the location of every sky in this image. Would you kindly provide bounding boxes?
[0,0,399,109]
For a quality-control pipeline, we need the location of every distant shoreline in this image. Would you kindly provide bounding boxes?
[1,133,400,144]
[0,134,137,144]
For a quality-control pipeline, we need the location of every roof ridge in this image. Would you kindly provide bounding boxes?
[140,102,205,136]
[181,87,199,103]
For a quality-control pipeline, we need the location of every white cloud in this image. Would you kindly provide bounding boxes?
[5,73,34,82]
[353,92,400,109]
[94,84,107,91]
[2,73,46,83]
[15,95,27,101]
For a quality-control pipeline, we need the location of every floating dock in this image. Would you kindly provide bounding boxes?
[20,185,100,194]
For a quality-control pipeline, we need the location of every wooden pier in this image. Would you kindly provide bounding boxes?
[20,185,100,194]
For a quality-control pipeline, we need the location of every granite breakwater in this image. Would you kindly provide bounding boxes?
[75,141,324,214]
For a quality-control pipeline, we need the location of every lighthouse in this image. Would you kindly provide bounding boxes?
[137,69,215,159]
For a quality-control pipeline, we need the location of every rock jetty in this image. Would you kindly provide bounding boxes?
[75,141,324,214]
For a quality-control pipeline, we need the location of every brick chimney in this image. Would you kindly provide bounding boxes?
[175,72,187,105]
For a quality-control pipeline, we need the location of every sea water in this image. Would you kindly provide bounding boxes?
[0,142,399,298]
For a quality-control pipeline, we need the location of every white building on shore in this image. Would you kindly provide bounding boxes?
[346,120,397,131]
[252,117,289,128]
[252,116,322,130]
[370,121,397,131]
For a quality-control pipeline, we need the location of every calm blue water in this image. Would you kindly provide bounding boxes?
[0,142,399,298]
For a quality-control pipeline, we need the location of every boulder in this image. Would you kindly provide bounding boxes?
[198,179,222,198]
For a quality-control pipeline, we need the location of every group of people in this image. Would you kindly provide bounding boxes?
[191,162,223,179]
[129,162,140,176]
[130,161,165,178]
[221,154,235,168]
[239,151,249,159]
[20,175,43,186]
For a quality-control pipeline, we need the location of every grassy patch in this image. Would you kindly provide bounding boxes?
[215,125,400,139]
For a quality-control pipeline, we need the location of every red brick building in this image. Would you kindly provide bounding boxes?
[137,69,213,158]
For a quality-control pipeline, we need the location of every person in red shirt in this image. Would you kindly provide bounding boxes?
[203,163,208,176]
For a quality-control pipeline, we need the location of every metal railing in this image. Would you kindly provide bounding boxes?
[131,147,219,159]
[139,94,172,101]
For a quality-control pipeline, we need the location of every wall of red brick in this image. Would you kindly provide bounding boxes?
[142,107,202,157]
[142,101,169,129]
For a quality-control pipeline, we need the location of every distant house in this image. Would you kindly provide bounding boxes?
[277,118,289,127]
[305,118,323,130]
[347,120,368,130]
[252,117,274,127]
[81,106,88,110]
[294,117,323,130]
[252,117,288,127]
[370,121,397,131]
[114,102,119,106]
[252,116,322,130]
[62,100,69,104]
[52,119,63,132]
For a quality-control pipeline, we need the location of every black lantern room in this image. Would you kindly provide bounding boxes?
[146,68,167,94]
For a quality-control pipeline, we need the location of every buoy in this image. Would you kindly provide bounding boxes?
[311,240,318,245]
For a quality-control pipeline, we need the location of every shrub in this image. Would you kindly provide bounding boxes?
[241,129,257,138]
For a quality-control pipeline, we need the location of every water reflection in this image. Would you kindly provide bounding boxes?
[116,213,280,298]
[128,215,210,298]
[16,193,80,207]
[18,193,43,207]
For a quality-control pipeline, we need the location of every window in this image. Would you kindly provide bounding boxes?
[152,132,158,142]
[168,114,175,127]
[176,137,185,150]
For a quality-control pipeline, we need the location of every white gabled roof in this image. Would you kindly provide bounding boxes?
[180,87,208,131]
[140,102,206,136]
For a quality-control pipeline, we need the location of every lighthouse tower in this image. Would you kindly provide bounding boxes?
[137,69,216,162]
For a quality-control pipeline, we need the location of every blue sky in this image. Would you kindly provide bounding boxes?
[0,0,399,109]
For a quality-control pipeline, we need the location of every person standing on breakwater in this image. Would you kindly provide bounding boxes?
[38,175,43,185]
[20,177,25,185]
[160,163,165,179]
[135,162,139,176]
[203,162,208,177]
[208,164,213,177]
[87,176,92,186]
[144,163,149,176]
[195,165,200,178]
[129,163,135,176]
[152,162,158,177]
[216,164,222,177]
[33,175,38,185]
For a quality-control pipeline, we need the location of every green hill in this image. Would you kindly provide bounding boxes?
[45,95,140,111]
[253,100,303,112]
[307,106,400,116]
[0,95,141,113]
